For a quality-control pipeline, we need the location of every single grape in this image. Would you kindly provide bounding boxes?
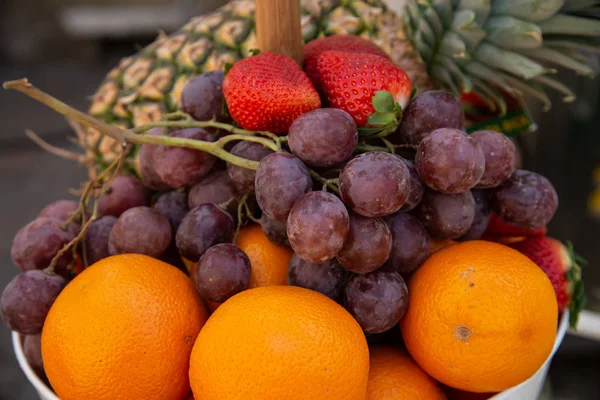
[391,90,464,145]
[414,189,476,239]
[471,130,518,188]
[488,170,558,230]
[23,334,45,378]
[458,190,491,241]
[154,128,217,189]
[288,108,358,168]
[39,199,83,234]
[339,152,410,217]
[0,270,67,334]
[255,153,312,221]
[415,128,485,194]
[287,255,349,300]
[136,127,171,190]
[336,213,392,274]
[153,191,189,233]
[261,214,290,248]
[11,218,75,271]
[398,159,424,212]
[108,207,172,258]
[84,216,117,265]
[188,170,238,215]
[343,268,409,334]
[226,141,273,193]
[181,71,228,122]
[384,213,430,275]
[98,175,150,218]
[195,243,251,302]
[176,204,234,261]
[287,191,349,263]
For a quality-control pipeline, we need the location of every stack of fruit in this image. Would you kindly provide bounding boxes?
[2,33,586,400]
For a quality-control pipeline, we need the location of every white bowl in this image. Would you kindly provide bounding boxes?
[13,312,568,400]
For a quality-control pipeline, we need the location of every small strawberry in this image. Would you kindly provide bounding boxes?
[510,237,586,328]
[223,52,321,134]
[485,212,547,237]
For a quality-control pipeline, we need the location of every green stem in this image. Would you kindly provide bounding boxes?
[310,170,340,195]
[217,134,278,151]
[356,144,390,153]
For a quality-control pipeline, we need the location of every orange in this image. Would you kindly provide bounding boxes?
[235,224,293,287]
[42,254,208,400]
[400,240,558,393]
[181,256,196,276]
[189,286,369,400]
[366,346,447,400]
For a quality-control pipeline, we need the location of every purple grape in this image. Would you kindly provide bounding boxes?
[181,71,227,123]
[226,141,273,193]
[11,218,75,271]
[152,191,189,233]
[176,204,235,261]
[98,175,150,218]
[108,207,172,258]
[339,152,410,217]
[488,170,558,230]
[159,243,189,274]
[384,213,430,275]
[458,190,491,241]
[288,108,358,168]
[255,153,312,221]
[336,213,392,274]
[39,200,83,234]
[188,170,238,215]
[23,334,45,378]
[287,255,349,300]
[84,216,117,265]
[261,214,290,248]
[391,90,464,145]
[195,243,251,302]
[343,268,409,334]
[399,159,424,212]
[154,128,217,189]
[415,128,485,194]
[471,130,518,188]
[0,270,67,334]
[287,191,349,263]
[414,189,476,239]
[137,127,171,190]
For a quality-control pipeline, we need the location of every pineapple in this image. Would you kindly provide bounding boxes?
[86,0,600,164]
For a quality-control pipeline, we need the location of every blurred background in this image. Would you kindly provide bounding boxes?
[0,0,599,399]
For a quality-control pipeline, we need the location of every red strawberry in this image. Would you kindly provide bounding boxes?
[314,50,411,127]
[223,52,321,134]
[510,237,586,328]
[485,212,547,237]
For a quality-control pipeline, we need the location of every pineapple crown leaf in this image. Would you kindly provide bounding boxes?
[565,240,587,330]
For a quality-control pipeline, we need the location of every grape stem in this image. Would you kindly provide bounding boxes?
[310,170,340,195]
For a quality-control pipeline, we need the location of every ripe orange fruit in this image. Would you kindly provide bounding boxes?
[235,224,293,288]
[42,254,208,400]
[189,286,369,400]
[366,346,447,400]
[401,240,558,393]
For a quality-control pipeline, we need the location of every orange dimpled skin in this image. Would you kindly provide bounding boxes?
[401,241,558,393]
[189,286,370,400]
[41,254,208,400]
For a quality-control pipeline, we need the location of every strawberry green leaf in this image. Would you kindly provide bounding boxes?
[410,87,417,100]
[367,112,395,127]
[372,91,395,113]
[224,62,234,76]
[565,240,586,329]
[249,48,261,56]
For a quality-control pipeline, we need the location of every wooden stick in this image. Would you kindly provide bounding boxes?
[255,0,303,65]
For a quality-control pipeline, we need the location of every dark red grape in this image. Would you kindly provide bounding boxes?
[84,216,117,265]
[415,128,485,194]
[154,128,217,189]
[188,170,238,212]
[414,189,476,239]
[153,191,189,233]
[261,214,290,248]
[108,207,172,258]
[98,176,150,218]
[181,71,227,123]
[339,152,410,217]
[343,268,409,334]
[23,334,45,378]
[287,254,349,300]
[137,127,171,190]
[0,270,66,334]
[336,213,392,273]
[255,153,312,221]
[488,170,558,230]
[195,243,251,302]
[384,213,430,275]
[11,218,74,271]
[287,191,349,263]
[226,141,273,193]
[39,200,83,234]
[398,159,424,212]
[288,108,358,167]
[391,90,464,145]
[176,204,235,261]
[471,130,518,188]
[458,189,490,241]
